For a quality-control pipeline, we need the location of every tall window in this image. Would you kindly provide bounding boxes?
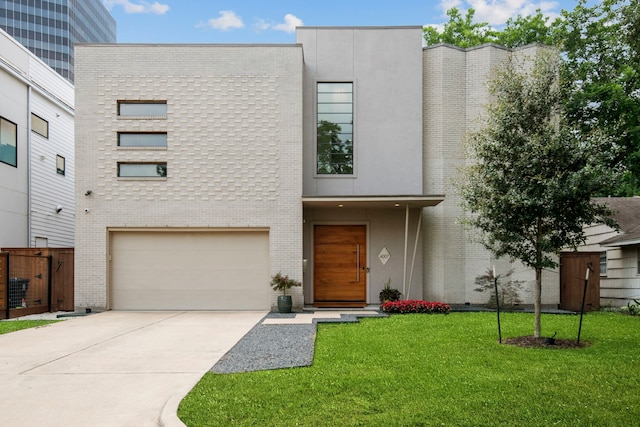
[56,155,65,175]
[317,83,353,174]
[31,113,49,138]
[0,117,17,167]
[600,251,607,276]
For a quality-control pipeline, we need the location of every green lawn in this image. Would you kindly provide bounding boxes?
[0,319,60,335]
[179,312,639,426]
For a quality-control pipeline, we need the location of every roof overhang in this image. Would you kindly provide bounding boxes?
[600,237,640,247]
[302,195,445,209]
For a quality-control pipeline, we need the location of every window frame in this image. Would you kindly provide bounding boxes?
[117,100,167,118]
[0,116,18,167]
[56,154,65,176]
[31,113,49,138]
[600,251,607,276]
[117,132,168,148]
[316,82,354,176]
[117,162,167,178]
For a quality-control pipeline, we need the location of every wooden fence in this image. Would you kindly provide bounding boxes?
[0,248,74,319]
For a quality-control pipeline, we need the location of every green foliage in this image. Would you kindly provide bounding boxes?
[458,49,617,336]
[0,320,60,335]
[622,298,640,316]
[269,272,301,296]
[555,0,640,195]
[474,268,524,309]
[179,312,640,426]
[378,278,401,303]
[379,300,451,314]
[423,8,495,48]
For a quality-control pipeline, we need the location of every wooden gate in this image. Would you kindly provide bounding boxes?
[0,248,74,319]
[559,252,600,312]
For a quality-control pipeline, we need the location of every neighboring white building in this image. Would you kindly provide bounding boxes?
[0,28,75,249]
[577,197,640,307]
[74,27,558,311]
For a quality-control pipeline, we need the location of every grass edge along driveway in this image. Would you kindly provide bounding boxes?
[179,312,639,426]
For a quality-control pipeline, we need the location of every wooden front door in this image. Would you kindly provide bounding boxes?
[314,225,367,307]
[560,252,600,312]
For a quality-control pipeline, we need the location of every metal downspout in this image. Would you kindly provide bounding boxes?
[27,86,32,247]
[403,204,409,297]
[406,210,422,299]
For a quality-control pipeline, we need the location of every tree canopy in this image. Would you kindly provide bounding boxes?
[458,50,617,337]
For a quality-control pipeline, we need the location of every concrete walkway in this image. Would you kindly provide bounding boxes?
[0,310,266,427]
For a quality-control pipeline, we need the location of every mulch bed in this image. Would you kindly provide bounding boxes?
[504,336,590,349]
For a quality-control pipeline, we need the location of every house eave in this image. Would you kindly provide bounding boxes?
[302,195,445,209]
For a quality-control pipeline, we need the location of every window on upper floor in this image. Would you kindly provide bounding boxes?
[600,251,607,276]
[31,113,49,138]
[118,132,167,148]
[0,116,17,167]
[118,101,167,117]
[56,155,65,176]
[317,83,353,175]
[118,162,167,178]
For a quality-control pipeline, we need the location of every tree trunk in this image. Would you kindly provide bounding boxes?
[534,267,542,338]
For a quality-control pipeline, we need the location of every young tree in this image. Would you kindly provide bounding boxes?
[458,50,617,337]
[423,8,495,48]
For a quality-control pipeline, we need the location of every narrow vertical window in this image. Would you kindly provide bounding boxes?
[56,155,65,175]
[0,117,18,167]
[600,251,607,276]
[317,83,353,174]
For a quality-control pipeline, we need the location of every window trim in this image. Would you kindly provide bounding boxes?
[316,82,354,176]
[31,113,49,139]
[56,154,65,176]
[0,116,18,168]
[117,162,167,178]
[117,132,168,148]
[600,251,607,277]
[117,100,167,118]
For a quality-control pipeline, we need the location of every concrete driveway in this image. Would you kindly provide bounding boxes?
[0,311,266,427]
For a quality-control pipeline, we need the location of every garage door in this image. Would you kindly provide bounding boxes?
[110,230,269,310]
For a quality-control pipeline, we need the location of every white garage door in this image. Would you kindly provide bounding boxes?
[110,230,269,310]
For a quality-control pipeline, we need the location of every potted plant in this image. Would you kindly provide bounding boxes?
[379,278,402,304]
[270,272,302,313]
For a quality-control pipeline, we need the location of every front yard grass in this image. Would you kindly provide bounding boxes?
[179,312,639,426]
[0,319,60,335]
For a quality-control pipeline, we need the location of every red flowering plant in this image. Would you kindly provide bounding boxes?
[380,300,451,315]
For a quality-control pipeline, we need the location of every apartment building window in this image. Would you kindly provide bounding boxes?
[31,113,49,138]
[56,155,65,175]
[118,101,167,117]
[118,132,167,147]
[0,116,17,167]
[600,251,607,276]
[317,83,353,174]
[118,162,167,178]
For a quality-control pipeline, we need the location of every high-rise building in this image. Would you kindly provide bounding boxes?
[0,0,116,82]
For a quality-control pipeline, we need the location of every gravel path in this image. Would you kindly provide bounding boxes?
[211,311,386,374]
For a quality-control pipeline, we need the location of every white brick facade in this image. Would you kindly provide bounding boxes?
[75,45,303,310]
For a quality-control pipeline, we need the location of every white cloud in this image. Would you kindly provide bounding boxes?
[103,0,169,15]
[255,14,303,34]
[436,0,560,26]
[205,10,244,30]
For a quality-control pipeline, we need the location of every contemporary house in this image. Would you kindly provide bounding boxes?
[0,27,74,249]
[0,0,116,83]
[74,27,558,311]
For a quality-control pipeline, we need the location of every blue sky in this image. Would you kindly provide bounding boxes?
[102,0,582,44]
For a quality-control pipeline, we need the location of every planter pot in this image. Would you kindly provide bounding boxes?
[277,295,293,313]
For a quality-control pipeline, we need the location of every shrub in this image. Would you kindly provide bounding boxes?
[380,300,451,314]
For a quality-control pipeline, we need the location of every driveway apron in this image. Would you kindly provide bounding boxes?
[0,311,266,427]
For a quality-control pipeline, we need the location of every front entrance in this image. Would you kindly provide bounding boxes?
[313,225,367,307]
